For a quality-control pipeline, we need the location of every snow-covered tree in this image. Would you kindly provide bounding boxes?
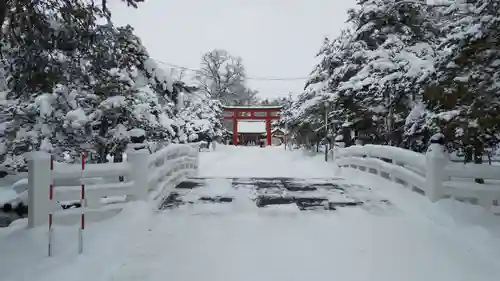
[424,0,500,157]
[287,0,444,148]
[401,101,440,152]
[281,37,340,146]
[0,1,101,169]
[0,2,181,170]
[178,99,223,143]
[170,74,224,144]
[332,0,439,145]
[0,0,144,37]
[196,49,257,105]
[285,0,500,157]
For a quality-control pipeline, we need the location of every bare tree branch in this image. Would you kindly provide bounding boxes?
[197,49,257,105]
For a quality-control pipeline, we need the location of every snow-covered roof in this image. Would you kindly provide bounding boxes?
[237,121,266,133]
[223,105,283,109]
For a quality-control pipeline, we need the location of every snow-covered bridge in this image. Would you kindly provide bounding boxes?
[1,144,500,281]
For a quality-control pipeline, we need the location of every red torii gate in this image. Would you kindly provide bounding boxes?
[222,105,282,146]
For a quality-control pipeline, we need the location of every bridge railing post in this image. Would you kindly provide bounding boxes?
[332,141,345,162]
[425,136,448,202]
[127,148,149,201]
[188,143,200,177]
[27,151,51,228]
[195,145,200,176]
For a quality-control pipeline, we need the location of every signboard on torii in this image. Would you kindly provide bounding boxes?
[222,105,282,146]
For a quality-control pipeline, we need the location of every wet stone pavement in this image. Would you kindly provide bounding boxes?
[159,177,394,213]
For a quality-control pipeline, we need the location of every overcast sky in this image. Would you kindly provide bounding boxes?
[110,0,357,99]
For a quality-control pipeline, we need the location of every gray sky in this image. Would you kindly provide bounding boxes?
[110,0,357,99]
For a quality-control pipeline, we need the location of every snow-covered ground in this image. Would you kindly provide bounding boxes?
[199,145,335,178]
[1,145,500,281]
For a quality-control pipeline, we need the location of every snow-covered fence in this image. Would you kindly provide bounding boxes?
[27,143,199,228]
[333,142,500,209]
[147,143,198,205]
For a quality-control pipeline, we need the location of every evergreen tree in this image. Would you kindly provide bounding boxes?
[178,99,223,143]
[425,0,500,158]
[335,0,439,145]
[288,0,443,149]
[282,37,340,145]
[0,1,181,170]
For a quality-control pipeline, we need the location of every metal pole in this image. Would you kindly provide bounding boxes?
[386,88,393,146]
[388,106,393,146]
[284,123,288,150]
[79,151,86,254]
[48,155,54,257]
[324,103,328,162]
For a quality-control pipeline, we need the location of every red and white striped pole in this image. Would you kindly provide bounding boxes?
[78,151,86,254]
[48,154,54,257]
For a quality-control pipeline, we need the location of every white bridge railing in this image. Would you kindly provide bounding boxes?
[333,143,500,209]
[27,143,199,228]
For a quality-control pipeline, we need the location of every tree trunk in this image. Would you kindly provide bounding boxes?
[342,128,352,147]
[464,145,473,164]
[97,116,109,163]
[473,141,484,184]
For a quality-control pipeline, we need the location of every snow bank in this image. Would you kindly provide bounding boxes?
[0,201,154,281]
[340,168,500,266]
